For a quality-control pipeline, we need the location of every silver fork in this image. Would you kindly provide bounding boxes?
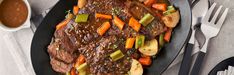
[190,3,229,75]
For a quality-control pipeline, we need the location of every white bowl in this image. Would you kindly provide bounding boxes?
[0,0,31,31]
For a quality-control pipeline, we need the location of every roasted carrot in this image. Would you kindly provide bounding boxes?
[144,0,156,6]
[164,29,172,42]
[56,19,70,30]
[56,13,73,30]
[113,16,125,30]
[152,3,167,11]
[73,6,79,15]
[66,13,74,20]
[129,17,141,32]
[125,38,136,49]
[78,0,87,8]
[74,54,86,68]
[70,68,77,75]
[138,56,152,66]
[97,22,111,36]
[95,13,112,19]
[78,55,86,64]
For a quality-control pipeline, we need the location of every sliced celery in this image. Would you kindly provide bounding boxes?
[110,50,124,61]
[139,13,155,26]
[135,35,145,49]
[163,6,176,15]
[66,72,70,75]
[79,70,86,75]
[75,14,89,23]
[76,63,88,72]
[159,33,165,47]
[167,6,175,11]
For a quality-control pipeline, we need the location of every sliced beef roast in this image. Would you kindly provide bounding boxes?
[47,0,166,74]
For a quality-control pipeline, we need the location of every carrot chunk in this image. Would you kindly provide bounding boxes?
[138,56,152,66]
[164,29,172,42]
[129,17,141,32]
[113,16,125,30]
[97,22,111,36]
[73,6,79,15]
[152,3,167,11]
[144,0,156,6]
[125,38,136,49]
[74,54,86,68]
[95,13,112,19]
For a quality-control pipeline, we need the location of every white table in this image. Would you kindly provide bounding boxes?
[0,28,34,75]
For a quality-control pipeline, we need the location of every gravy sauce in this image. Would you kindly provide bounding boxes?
[0,0,28,28]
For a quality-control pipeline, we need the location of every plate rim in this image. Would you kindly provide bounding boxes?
[30,0,192,74]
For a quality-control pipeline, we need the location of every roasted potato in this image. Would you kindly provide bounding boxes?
[162,11,180,28]
[139,39,158,56]
[130,59,143,75]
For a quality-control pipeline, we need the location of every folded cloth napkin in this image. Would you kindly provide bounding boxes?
[0,28,35,75]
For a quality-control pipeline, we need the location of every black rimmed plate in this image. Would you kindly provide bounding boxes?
[31,0,191,75]
[209,57,234,75]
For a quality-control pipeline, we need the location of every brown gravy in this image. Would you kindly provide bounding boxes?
[0,0,28,28]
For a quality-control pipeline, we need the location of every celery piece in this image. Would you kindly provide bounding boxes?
[135,35,145,49]
[139,13,155,26]
[163,6,176,15]
[110,50,124,61]
[79,70,86,75]
[163,11,171,15]
[76,63,88,72]
[66,72,70,75]
[167,6,175,11]
[159,33,165,47]
[75,14,89,23]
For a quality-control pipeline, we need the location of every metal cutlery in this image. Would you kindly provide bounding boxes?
[179,0,209,75]
[190,3,229,75]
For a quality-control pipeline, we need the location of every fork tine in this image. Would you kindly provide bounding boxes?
[202,3,217,23]
[210,6,223,24]
[216,8,229,28]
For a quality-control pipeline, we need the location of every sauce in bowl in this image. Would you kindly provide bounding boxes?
[0,0,28,28]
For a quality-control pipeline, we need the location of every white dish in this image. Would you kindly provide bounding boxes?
[0,0,31,31]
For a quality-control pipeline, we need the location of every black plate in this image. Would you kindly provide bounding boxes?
[31,0,191,75]
[209,57,234,75]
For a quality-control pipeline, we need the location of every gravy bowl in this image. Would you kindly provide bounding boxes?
[0,0,31,31]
